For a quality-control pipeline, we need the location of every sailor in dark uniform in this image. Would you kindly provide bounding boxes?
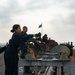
[20,26,33,73]
[4,24,37,75]
[42,34,48,43]
[20,26,28,59]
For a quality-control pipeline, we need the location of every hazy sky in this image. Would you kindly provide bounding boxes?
[0,0,75,43]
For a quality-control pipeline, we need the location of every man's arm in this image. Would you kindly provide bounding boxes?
[0,43,8,54]
[0,46,7,53]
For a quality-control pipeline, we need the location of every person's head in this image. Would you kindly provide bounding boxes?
[44,34,47,36]
[11,24,21,33]
[23,26,28,33]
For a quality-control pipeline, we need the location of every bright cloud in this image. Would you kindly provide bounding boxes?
[0,0,75,43]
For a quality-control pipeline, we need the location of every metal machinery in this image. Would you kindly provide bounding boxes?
[19,37,75,75]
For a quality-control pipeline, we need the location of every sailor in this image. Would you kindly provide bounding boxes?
[42,34,48,43]
[20,26,28,59]
[4,24,39,75]
[20,26,32,73]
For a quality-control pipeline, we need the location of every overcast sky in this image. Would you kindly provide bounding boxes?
[0,0,75,44]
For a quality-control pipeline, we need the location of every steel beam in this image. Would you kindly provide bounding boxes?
[19,59,75,75]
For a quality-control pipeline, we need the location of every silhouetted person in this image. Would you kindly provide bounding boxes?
[4,24,36,75]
